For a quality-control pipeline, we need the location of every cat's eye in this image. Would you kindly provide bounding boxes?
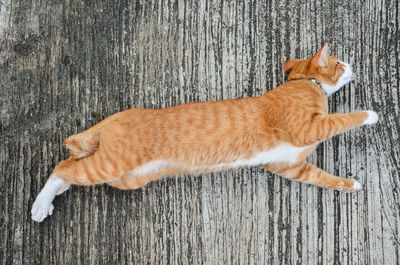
[337,61,341,65]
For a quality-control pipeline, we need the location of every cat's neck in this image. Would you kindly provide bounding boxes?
[286,78,326,96]
[258,79,326,105]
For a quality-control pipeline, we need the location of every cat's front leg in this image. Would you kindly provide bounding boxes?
[299,111,379,145]
[265,162,361,192]
[31,175,70,222]
[362,111,379,125]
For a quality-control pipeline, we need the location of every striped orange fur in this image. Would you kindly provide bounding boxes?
[50,44,378,192]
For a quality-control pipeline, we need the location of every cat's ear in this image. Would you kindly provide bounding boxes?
[311,43,329,67]
[282,59,304,72]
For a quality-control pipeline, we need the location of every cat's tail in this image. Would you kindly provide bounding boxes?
[64,110,129,159]
[64,132,100,159]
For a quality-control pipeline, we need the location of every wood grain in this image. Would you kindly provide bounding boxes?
[0,0,399,264]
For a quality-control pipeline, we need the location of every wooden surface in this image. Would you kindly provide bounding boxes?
[0,0,399,264]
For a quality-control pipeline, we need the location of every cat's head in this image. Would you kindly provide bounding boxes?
[283,43,353,97]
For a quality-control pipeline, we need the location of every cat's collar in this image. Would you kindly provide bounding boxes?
[309,78,319,85]
[287,78,326,96]
[288,77,320,85]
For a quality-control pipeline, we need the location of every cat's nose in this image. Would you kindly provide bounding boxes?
[343,63,352,72]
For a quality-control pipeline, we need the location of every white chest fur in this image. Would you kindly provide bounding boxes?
[129,143,310,177]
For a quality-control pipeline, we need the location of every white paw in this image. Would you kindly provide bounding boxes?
[31,195,54,222]
[342,180,362,192]
[363,111,379,125]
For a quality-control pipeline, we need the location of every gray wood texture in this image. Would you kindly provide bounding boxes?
[0,0,399,264]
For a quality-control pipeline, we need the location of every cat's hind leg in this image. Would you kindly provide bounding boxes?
[107,175,145,190]
[265,162,361,192]
[31,175,70,222]
[107,172,156,190]
[31,151,128,222]
[107,166,179,190]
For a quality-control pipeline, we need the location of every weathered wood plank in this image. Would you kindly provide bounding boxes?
[0,0,399,264]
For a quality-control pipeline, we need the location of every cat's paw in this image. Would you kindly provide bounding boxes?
[31,195,54,222]
[362,111,379,125]
[342,180,362,192]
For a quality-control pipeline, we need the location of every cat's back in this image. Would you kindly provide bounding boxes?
[100,97,275,163]
[112,97,265,134]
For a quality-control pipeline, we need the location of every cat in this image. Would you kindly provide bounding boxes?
[31,43,378,222]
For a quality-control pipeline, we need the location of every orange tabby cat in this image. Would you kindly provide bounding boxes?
[31,43,378,222]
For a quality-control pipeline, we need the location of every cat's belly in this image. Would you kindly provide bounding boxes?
[128,143,310,177]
